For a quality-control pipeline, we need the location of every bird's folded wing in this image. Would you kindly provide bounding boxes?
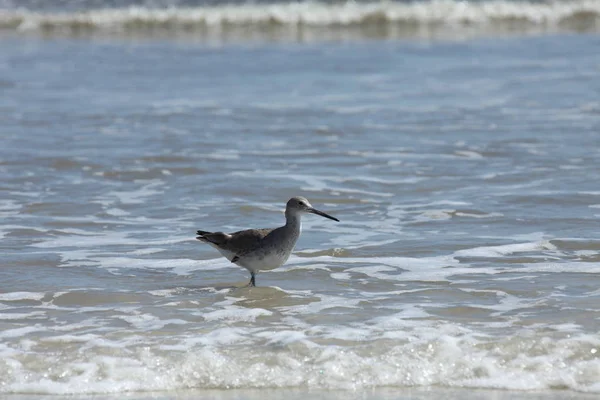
[226,228,272,256]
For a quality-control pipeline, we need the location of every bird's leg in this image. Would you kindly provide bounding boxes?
[244,271,256,287]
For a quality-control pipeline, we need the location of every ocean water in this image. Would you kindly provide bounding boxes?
[2,0,600,398]
[2,0,600,41]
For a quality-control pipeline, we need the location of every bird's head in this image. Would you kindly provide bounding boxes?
[286,196,339,222]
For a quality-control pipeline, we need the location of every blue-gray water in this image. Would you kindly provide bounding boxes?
[2,0,600,397]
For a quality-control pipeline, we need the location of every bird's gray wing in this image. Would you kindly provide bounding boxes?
[226,228,272,258]
[197,228,273,263]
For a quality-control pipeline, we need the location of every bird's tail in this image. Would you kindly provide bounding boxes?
[196,230,213,242]
[196,230,229,245]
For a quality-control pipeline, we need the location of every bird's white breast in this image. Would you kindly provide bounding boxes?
[240,251,290,272]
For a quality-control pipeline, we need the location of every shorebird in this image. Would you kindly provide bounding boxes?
[196,196,339,287]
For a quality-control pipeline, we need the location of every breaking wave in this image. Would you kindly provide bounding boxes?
[1,0,600,39]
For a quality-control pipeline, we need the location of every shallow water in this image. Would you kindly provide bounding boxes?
[2,3,600,396]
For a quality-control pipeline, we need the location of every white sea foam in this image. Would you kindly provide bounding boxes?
[455,211,504,219]
[330,272,351,280]
[202,306,273,322]
[102,180,165,205]
[0,311,46,320]
[0,325,46,339]
[33,231,191,249]
[0,0,598,34]
[3,323,600,394]
[454,150,484,159]
[258,329,307,345]
[93,256,206,275]
[42,333,102,344]
[0,199,21,218]
[280,293,362,314]
[522,261,600,274]
[206,150,240,160]
[128,247,166,255]
[117,313,188,330]
[105,207,130,216]
[453,240,557,258]
[181,327,253,346]
[0,292,46,301]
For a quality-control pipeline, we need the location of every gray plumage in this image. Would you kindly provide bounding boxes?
[196,196,339,287]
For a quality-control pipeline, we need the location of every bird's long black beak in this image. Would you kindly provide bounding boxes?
[309,207,339,222]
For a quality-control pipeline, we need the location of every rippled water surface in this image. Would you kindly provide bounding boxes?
[1,29,600,397]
